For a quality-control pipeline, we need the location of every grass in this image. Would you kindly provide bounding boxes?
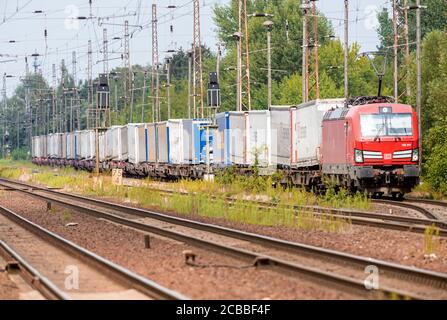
[160,175,371,211]
[411,181,446,200]
[62,210,72,222]
[0,160,369,233]
[152,191,350,232]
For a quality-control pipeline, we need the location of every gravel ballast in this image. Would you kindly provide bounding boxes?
[0,191,358,300]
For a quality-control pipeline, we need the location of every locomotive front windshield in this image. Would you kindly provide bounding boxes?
[360,113,413,137]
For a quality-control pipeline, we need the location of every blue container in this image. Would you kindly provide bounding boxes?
[183,119,212,164]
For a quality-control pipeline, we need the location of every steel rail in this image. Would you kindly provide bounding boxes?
[0,240,71,300]
[372,198,439,220]
[405,197,447,208]
[0,204,188,300]
[2,180,447,299]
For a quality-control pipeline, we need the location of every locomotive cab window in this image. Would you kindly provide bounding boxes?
[360,113,413,137]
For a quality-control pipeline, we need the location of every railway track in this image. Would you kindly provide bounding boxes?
[118,183,447,233]
[371,198,441,221]
[405,198,447,208]
[0,239,70,300]
[1,178,447,299]
[3,179,446,234]
[0,203,187,300]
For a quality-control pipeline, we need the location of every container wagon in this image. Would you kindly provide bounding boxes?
[30,97,421,196]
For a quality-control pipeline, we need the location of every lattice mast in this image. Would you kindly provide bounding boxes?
[124,20,131,119]
[24,57,32,146]
[192,0,204,118]
[151,4,160,122]
[344,0,349,101]
[52,63,57,133]
[403,0,410,98]
[392,0,398,101]
[61,59,67,132]
[2,73,6,135]
[311,0,319,99]
[2,73,6,155]
[87,40,93,129]
[72,51,80,131]
[103,28,109,74]
[301,0,309,103]
[238,0,251,111]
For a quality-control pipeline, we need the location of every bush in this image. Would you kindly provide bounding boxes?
[11,148,30,161]
[424,119,447,195]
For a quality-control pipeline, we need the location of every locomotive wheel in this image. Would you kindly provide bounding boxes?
[391,192,404,200]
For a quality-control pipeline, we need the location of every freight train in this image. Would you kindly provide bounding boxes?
[31,97,420,197]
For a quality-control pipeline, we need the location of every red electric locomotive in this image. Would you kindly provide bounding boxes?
[321,97,420,197]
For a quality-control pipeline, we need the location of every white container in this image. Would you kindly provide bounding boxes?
[127,123,148,164]
[270,99,345,168]
[98,131,106,161]
[42,135,48,158]
[87,130,96,160]
[146,123,157,163]
[80,131,89,160]
[246,110,272,167]
[37,136,44,158]
[51,133,61,159]
[108,126,128,161]
[43,135,48,158]
[215,113,231,166]
[74,131,83,159]
[156,122,168,163]
[47,134,54,158]
[54,133,63,158]
[32,136,41,158]
[105,128,113,160]
[168,119,185,165]
[44,135,50,158]
[61,133,67,159]
[270,106,295,166]
[228,112,246,165]
[66,132,76,160]
[292,99,344,167]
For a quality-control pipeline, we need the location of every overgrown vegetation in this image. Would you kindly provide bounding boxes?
[0,161,365,233]
[11,148,30,161]
[424,225,441,255]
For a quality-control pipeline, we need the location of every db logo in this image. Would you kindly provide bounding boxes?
[384,154,392,160]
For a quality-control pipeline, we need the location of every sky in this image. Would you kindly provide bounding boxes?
[0,0,392,96]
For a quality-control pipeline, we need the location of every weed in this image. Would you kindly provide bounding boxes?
[0,160,362,232]
[62,210,71,222]
[424,224,440,255]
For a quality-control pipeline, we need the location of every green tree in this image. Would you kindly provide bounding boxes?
[376,0,447,51]
[214,0,333,110]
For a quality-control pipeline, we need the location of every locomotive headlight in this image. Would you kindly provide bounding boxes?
[412,149,419,162]
[355,149,363,163]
